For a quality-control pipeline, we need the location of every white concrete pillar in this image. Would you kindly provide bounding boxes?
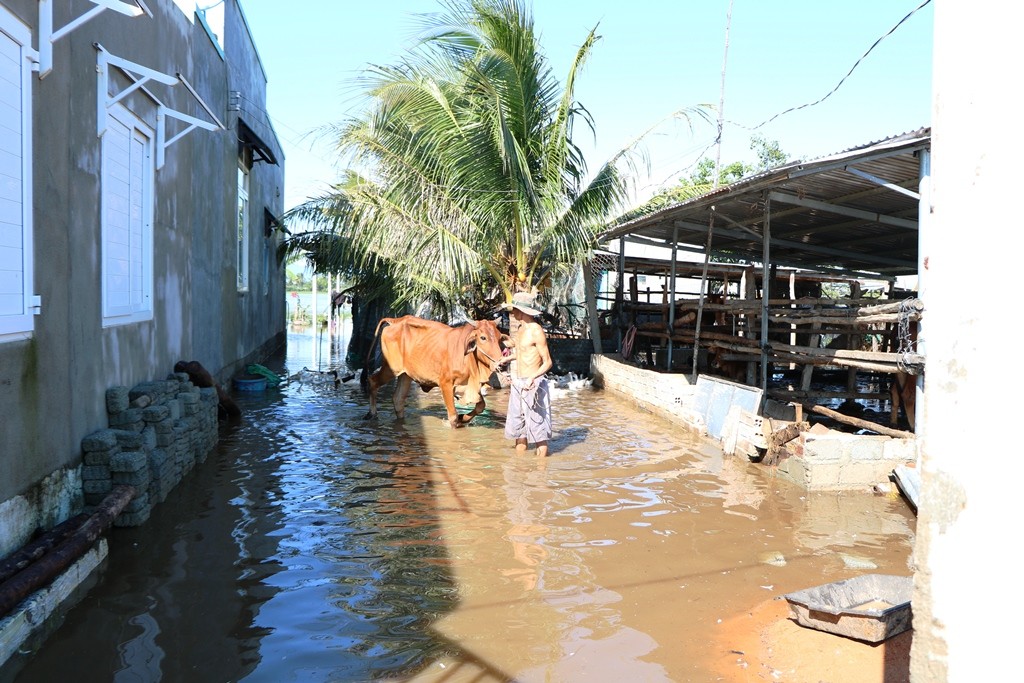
[912,2,1024,679]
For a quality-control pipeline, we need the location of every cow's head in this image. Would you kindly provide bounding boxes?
[464,319,506,370]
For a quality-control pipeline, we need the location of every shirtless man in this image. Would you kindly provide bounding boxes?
[503,293,554,456]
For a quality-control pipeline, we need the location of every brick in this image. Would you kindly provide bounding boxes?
[106,386,130,414]
[108,409,143,428]
[110,450,147,473]
[84,448,118,466]
[112,470,150,487]
[83,479,113,494]
[112,429,144,449]
[82,429,118,452]
[141,426,157,451]
[130,382,166,403]
[129,394,152,409]
[80,465,111,481]
[143,405,170,422]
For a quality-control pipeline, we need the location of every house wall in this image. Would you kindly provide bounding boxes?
[0,0,285,556]
[910,2,1022,679]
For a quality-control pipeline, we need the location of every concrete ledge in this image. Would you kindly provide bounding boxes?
[591,354,917,491]
[0,539,107,667]
[592,354,700,431]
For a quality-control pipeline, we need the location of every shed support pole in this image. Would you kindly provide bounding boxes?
[691,215,716,383]
[915,148,931,435]
[615,239,626,353]
[584,258,603,355]
[760,195,772,404]
[667,227,679,371]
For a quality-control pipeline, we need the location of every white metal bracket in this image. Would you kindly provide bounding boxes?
[37,0,152,78]
[95,44,224,169]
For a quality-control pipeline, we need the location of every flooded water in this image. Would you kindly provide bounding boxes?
[5,328,916,682]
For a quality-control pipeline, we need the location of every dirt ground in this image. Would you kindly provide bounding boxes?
[712,597,912,682]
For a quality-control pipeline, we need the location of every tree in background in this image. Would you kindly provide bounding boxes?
[617,135,789,223]
[281,0,709,319]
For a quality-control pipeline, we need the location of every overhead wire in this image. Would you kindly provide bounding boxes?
[732,0,933,133]
[256,0,932,206]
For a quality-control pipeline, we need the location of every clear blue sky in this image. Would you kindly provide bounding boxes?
[240,0,933,212]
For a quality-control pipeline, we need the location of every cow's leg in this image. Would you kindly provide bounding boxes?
[393,374,413,420]
[363,365,395,420]
[889,375,901,427]
[457,397,486,425]
[439,383,463,428]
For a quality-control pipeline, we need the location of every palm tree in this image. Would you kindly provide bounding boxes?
[283,0,707,317]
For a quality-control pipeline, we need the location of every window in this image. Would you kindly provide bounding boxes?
[237,157,250,292]
[102,104,154,325]
[0,10,35,340]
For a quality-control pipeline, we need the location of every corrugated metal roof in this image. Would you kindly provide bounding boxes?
[599,128,930,278]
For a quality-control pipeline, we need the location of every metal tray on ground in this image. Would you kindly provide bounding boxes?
[783,574,913,643]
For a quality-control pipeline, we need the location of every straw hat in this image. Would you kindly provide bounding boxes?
[502,292,542,317]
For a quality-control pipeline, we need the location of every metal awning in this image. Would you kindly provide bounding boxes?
[240,120,279,166]
[599,128,930,279]
[95,44,224,170]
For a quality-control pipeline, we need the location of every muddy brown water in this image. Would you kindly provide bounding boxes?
[4,331,915,682]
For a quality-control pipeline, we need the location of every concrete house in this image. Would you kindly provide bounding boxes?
[0,0,285,559]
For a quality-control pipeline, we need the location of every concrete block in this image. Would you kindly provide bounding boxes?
[105,387,130,414]
[81,429,118,452]
[108,409,142,429]
[883,438,918,461]
[112,470,149,487]
[849,436,888,461]
[80,465,110,481]
[142,405,170,423]
[130,382,166,404]
[804,437,845,462]
[807,462,843,490]
[82,479,112,494]
[111,429,144,449]
[83,447,118,466]
[129,394,152,409]
[141,426,157,451]
[109,451,147,473]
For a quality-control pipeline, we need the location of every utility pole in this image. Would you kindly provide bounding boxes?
[713,0,734,188]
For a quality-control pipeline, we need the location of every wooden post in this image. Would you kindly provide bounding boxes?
[583,258,603,355]
[0,485,136,618]
[0,513,89,585]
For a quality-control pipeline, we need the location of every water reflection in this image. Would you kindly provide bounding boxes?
[5,328,915,683]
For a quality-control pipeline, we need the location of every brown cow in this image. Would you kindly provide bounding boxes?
[890,371,917,431]
[707,345,747,383]
[361,316,509,428]
[889,317,921,431]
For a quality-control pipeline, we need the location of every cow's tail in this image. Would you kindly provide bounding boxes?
[359,318,392,393]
